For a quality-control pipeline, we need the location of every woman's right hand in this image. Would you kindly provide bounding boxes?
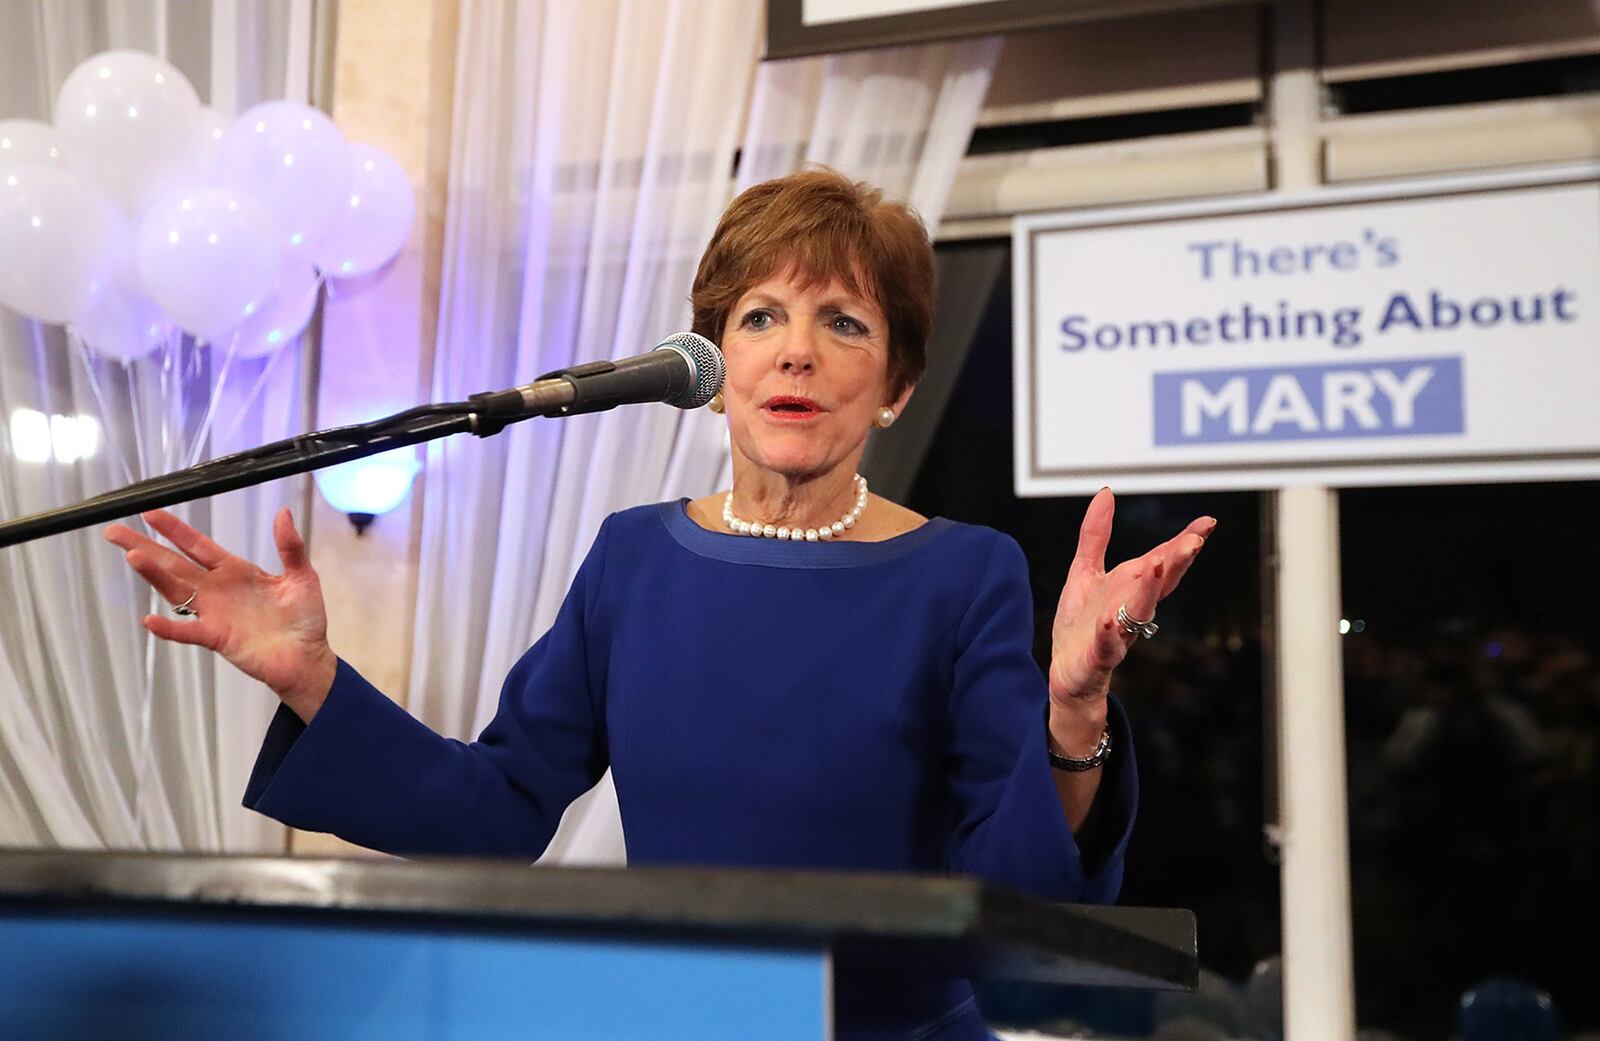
[104,507,337,723]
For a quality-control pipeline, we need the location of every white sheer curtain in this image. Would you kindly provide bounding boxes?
[410,3,998,864]
[407,0,762,863]
[0,1,312,851]
[737,37,1001,219]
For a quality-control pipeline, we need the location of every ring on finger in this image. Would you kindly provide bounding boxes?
[173,591,199,617]
[1117,602,1158,639]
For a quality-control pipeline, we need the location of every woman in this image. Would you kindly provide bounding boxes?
[105,169,1214,1040]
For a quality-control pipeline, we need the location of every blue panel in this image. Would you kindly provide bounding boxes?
[0,910,828,1041]
[1152,356,1465,445]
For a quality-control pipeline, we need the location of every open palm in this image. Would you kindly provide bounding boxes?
[105,507,336,712]
[1049,488,1215,707]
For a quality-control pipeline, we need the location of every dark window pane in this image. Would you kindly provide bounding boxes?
[1341,481,1600,1040]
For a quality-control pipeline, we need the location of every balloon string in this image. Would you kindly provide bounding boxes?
[174,338,193,474]
[124,348,153,484]
[212,273,327,454]
[134,592,159,847]
[121,335,161,844]
[139,331,207,845]
[213,332,293,453]
[125,339,169,848]
[70,328,138,488]
[187,332,206,382]
[183,330,244,470]
[157,336,175,476]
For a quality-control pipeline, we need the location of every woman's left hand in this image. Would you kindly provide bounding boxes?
[1048,488,1215,724]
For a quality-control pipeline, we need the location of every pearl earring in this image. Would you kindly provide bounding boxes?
[707,392,725,414]
[874,406,896,429]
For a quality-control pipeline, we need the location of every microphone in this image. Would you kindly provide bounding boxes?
[0,332,726,547]
[467,332,724,430]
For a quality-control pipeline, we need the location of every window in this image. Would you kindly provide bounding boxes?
[1340,480,1600,1039]
[910,242,1277,1037]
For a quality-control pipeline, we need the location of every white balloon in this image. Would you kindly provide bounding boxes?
[0,164,113,323]
[208,259,320,359]
[198,107,229,152]
[135,184,281,337]
[0,119,66,168]
[193,107,230,174]
[166,107,233,187]
[311,144,415,278]
[218,101,350,255]
[72,210,173,361]
[53,50,204,211]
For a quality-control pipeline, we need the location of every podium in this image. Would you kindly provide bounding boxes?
[0,849,1196,1040]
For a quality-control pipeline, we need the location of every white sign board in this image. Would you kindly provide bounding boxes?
[802,0,1003,24]
[1013,166,1600,495]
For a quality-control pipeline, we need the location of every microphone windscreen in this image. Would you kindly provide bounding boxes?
[655,332,724,409]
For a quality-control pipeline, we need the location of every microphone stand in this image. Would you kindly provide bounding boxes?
[0,397,530,549]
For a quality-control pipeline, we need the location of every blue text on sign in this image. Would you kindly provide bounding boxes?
[1151,357,1465,445]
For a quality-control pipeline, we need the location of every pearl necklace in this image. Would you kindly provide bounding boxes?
[723,474,868,541]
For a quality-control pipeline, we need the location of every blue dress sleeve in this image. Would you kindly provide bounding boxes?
[242,518,614,859]
[944,533,1138,904]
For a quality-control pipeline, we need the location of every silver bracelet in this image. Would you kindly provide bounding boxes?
[1045,705,1112,772]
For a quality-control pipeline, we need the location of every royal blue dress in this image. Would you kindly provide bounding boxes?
[244,500,1138,1041]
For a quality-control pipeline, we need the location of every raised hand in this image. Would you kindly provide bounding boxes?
[104,507,337,722]
[1049,488,1215,717]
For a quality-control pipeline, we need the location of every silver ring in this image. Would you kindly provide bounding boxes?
[1117,602,1158,639]
[173,591,199,617]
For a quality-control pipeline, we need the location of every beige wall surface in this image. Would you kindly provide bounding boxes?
[1323,0,1600,80]
[294,0,459,858]
[942,0,1600,236]
[983,5,1262,124]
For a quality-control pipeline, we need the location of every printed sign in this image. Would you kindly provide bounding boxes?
[769,0,1241,60]
[1013,166,1600,494]
[801,0,999,24]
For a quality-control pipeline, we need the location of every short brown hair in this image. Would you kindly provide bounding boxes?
[690,168,934,400]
